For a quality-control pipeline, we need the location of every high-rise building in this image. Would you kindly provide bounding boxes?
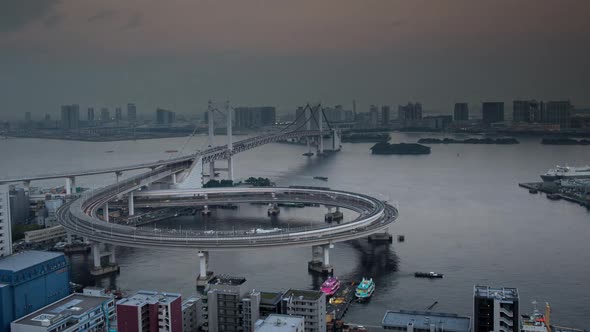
[281,289,326,332]
[482,102,504,126]
[454,103,469,121]
[381,106,391,126]
[259,291,284,319]
[156,108,176,125]
[60,104,80,129]
[9,187,30,224]
[115,107,123,122]
[206,275,251,332]
[513,100,543,123]
[0,251,71,332]
[234,107,276,129]
[24,112,32,123]
[0,185,12,257]
[182,296,203,332]
[369,105,379,128]
[87,107,95,122]
[100,108,110,122]
[242,290,261,332]
[127,103,137,122]
[11,290,115,332]
[543,101,572,129]
[255,314,305,332]
[116,290,183,332]
[473,286,519,332]
[398,103,423,121]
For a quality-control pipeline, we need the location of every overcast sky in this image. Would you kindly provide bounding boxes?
[0,0,589,120]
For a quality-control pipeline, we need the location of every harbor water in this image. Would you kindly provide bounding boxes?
[1,132,589,328]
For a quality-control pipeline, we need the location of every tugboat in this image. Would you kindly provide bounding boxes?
[320,277,341,297]
[355,278,375,301]
[414,272,444,279]
[521,301,551,332]
[314,176,328,181]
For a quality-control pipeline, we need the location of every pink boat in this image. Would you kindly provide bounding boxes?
[321,277,341,296]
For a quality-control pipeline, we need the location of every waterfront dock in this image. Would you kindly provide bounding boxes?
[327,281,357,321]
[519,182,590,208]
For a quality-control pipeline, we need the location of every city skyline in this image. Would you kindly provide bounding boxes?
[1,0,589,119]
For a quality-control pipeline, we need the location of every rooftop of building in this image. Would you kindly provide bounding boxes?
[283,289,324,301]
[474,285,519,301]
[13,293,112,327]
[255,314,304,331]
[182,296,201,310]
[260,291,284,305]
[117,290,181,307]
[382,310,471,332]
[208,275,247,286]
[0,250,64,273]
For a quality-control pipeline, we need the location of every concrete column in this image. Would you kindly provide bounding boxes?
[227,157,233,182]
[104,202,109,222]
[115,171,123,183]
[65,177,76,195]
[324,243,334,266]
[128,192,135,216]
[226,100,233,151]
[109,245,116,264]
[92,242,101,268]
[209,162,215,178]
[66,232,72,245]
[312,245,324,262]
[171,173,177,184]
[198,251,209,278]
[23,180,31,193]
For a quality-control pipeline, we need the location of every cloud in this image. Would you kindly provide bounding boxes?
[87,9,117,23]
[120,12,142,30]
[0,0,60,32]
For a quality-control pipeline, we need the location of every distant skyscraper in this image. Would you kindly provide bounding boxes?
[482,102,504,126]
[24,112,31,122]
[127,103,137,122]
[369,105,379,128]
[398,103,423,121]
[156,108,176,125]
[381,106,391,126]
[454,103,469,121]
[513,100,543,123]
[44,113,51,121]
[543,101,572,129]
[473,286,519,332]
[0,185,12,257]
[233,107,276,129]
[87,108,95,122]
[100,108,110,122]
[60,104,80,129]
[115,107,123,122]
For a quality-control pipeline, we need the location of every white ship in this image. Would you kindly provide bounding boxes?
[540,165,590,182]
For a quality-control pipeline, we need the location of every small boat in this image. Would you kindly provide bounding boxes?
[321,277,341,297]
[529,188,539,194]
[546,193,561,200]
[314,176,329,181]
[355,278,375,301]
[105,150,114,153]
[165,149,179,153]
[414,272,444,279]
[302,152,314,157]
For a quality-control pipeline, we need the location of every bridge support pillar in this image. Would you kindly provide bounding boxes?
[202,205,211,216]
[171,173,177,185]
[196,251,214,291]
[227,157,233,182]
[66,232,72,245]
[128,192,135,216]
[308,244,334,275]
[209,162,215,179]
[103,202,109,222]
[65,176,76,195]
[115,171,123,183]
[23,180,31,194]
[90,242,120,276]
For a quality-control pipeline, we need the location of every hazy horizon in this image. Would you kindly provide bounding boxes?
[1,0,589,120]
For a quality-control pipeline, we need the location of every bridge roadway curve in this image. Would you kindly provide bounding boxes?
[56,168,398,251]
